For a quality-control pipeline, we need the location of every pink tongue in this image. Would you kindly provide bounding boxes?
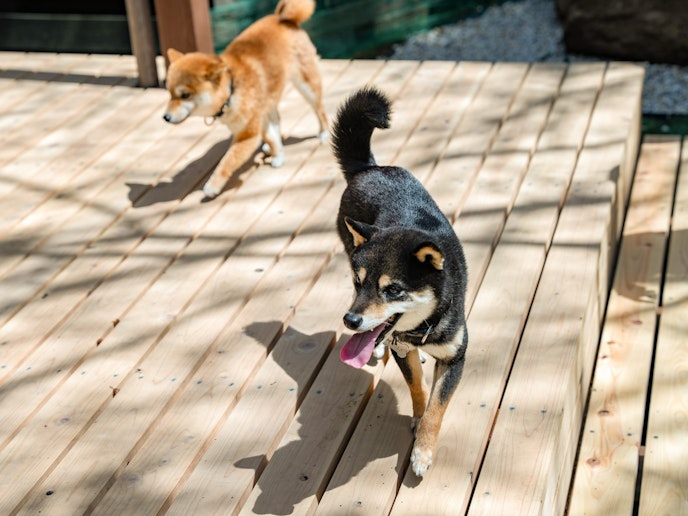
[340,324,386,368]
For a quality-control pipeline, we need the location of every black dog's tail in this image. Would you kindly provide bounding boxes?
[332,86,391,178]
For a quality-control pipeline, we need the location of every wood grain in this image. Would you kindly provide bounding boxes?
[569,135,679,515]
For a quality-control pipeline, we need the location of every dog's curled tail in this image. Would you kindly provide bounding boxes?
[332,86,391,177]
[276,0,315,25]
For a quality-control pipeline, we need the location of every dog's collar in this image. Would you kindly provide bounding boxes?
[394,322,436,345]
[210,71,235,120]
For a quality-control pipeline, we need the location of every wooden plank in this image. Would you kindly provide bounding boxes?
[0,87,166,238]
[229,306,380,516]
[0,84,156,237]
[0,52,62,85]
[0,123,225,463]
[553,62,642,513]
[0,52,76,75]
[9,60,373,515]
[313,348,414,515]
[391,62,605,515]
[0,55,135,192]
[235,60,472,516]
[105,253,351,516]
[0,59,345,386]
[165,59,416,516]
[317,62,563,515]
[0,60,348,448]
[236,331,386,516]
[370,60,455,167]
[314,63,521,514]
[384,61,490,183]
[0,55,652,514]
[467,62,644,516]
[0,55,139,199]
[0,53,92,134]
[0,110,206,337]
[638,137,688,514]
[452,63,561,307]
[569,135,679,514]
[0,137,277,512]
[88,62,377,516]
[0,51,29,69]
[0,58,344,277]
[424,61,512,224]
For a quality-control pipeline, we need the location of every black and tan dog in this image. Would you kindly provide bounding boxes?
[332,87,468,477]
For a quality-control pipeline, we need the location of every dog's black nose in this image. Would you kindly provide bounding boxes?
[163,113,172,123]
[343,313,363,330]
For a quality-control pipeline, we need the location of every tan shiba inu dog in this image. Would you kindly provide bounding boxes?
[163,0,328,198]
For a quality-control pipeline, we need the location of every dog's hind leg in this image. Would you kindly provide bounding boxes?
[261,108,285,167]
[410,346,466,477]
[291,59,328,141]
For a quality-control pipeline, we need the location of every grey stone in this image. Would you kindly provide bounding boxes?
[556,0,688,66]
[388,0,688,115]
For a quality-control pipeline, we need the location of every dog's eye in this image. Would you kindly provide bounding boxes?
[384,284,404,299]
[180,92,191,100]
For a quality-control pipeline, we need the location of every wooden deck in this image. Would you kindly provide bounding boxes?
[0,52,686,515]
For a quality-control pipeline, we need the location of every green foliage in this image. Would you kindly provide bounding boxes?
[211,0,505,58]
[642,115,688,136]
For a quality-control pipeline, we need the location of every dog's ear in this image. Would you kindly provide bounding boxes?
[207,63,228,85]
[413,242,444,270]
[344,217,377,248]
[167,48,184,63]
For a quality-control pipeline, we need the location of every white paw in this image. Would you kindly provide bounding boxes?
[203,181,221,198]
[261,142,271,154]
[410,445,432,477]
[317,130,329,143]
[419,350,428,364]
[270,151,285,168]
[373,343,386,359]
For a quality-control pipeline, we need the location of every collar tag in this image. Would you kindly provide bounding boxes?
[390,336,412,358]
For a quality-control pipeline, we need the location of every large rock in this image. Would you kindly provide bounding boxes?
[556,0,688,65]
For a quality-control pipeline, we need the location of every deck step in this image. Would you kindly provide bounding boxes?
[0,54,676,515]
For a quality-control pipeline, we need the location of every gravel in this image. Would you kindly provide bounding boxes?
[388,0,688,115]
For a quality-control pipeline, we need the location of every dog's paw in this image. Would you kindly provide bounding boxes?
[317,130,329,143]
[419,349,428,364]
[203,181,221,198]
[373,343,386,359]
[261,142,271,154]
[410,445,433,477]
[270,151,285,168]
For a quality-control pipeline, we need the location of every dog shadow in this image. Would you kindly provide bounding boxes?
[126,134,314,208]
[235,321,413,515]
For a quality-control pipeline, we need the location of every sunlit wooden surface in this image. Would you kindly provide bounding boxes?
[1,52,683,515]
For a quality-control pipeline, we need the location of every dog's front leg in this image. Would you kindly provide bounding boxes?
[392,348,428,424]
[203,129,261,198]
[410,347,466,476]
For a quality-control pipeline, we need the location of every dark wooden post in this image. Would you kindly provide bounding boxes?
[124,0,159,87]
[154,0,214,68]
